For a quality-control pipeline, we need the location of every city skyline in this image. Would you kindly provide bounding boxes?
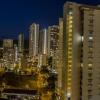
[0,1,100,100]
[0,0,100,39]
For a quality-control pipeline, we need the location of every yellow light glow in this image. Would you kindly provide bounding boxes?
[88,63,92,67]
[69,29,73,32]
[68,47,72,50]
[68,60,72,63]
[68,51,72,54]
[69,20,73,24]
[67,87,71,91]
[68,33,72,37]
[69,16,73,20]
[68,38,72,41]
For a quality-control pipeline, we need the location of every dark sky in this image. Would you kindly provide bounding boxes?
[0,0,100,39]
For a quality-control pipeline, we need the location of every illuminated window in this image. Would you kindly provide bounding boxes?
[68,77,71,80]
[89,37,93,40]
[68,65,72,67]
[69,16,73,20]
[82,36,84,42]
[68,70,72,73]
[69,25,73,28]
[67,87,71,90]
[68,38,72,41]
[68,61,72,63]
[69,11,73,15]
[69,20,73,24]
[81,63,83,67]
[68,47,72,50]
[69,33,72,37]
[69,29,72,32]
[67,82,71,86]
[88,64,92,67]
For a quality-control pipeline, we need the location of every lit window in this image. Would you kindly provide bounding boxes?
[69,33,72,37]
[89,37,93,40]
[68,77,71,80]
[69,16,73,20]
[82,36,84,42]
[69,20,73,24]
[69,11,73,15]
[68,52,72,55]
[67,87,71,90]
[68,65,72,68]
[67,82,71,86]
[68,48,72,51]
[68,42,72,46]
[69,25,73,28]
[81,63,83,67]
[68,38,72,41]
[68,60,72,63]
[69,29,73,32]
[67,92,71,98]
[68,68,71,71]
[88,64,92,67]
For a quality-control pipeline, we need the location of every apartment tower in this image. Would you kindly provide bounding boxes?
[63,2,100,100]
[29,23,39,57]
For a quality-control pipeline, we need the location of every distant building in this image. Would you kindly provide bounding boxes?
[3,39,13,48]
[3,39,14,70]
[48,25,59,56]
[39,29,48,55]
[14,44,18,63]
[18,33,24,53]
[56,18,63,89]
[29,23,39,57]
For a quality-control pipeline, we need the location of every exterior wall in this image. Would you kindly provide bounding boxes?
[92,10,100,100]
[82,9,93,100]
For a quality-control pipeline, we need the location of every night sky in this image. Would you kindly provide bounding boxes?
[0,0,100,39]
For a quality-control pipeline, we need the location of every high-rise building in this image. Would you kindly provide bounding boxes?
[82,4,100,100]
[14,44,18,63]
[18,33,24,53]
[56,18,63,89]
[48,25,59,73]
[48,25,59,56]
[29,23,39,57]
[63,2,81,100]
[3,39,13,48]
[39,29,48,55]
[3,39,14,70]
[63,1,100,100]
